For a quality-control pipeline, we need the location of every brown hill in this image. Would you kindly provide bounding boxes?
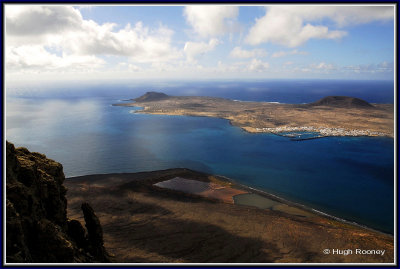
[134,92,170,102]
[308,96,375,109]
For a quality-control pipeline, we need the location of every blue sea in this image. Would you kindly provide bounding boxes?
[6,79,395,234]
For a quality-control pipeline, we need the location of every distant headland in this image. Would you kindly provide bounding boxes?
[114,92,394,138]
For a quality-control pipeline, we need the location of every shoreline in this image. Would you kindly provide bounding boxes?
[113,93,394,139]
[125,106,394,139]
[215,174,393,237]
[66,170,393,237]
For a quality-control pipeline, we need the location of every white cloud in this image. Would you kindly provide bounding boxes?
[117,62,141,72]
[63,21,182,63]
[312,62,336,70]
[204,59,269,74]
[150,62,176,72]
[230,46,267,59]
[6,6,82,37]
[291,61,393,75]
[277,6,394,27]
[344,61,393,73]
[271,49,308,58]
[245,6,393,47]
[128,64,141,72]
[293,62,337,74]
[4,5,394,81]
[6,45,105,71]
[183,6,238,38]
[184,38,219,62]
[377,61,393,72]
[5,5,182,74]
[247,59,269,72]
[246,7,346,47]
[216,61,241,73]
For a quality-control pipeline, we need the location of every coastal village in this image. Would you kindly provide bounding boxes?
[255,126,388,137]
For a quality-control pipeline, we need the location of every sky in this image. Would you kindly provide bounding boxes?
[4,4,395,83]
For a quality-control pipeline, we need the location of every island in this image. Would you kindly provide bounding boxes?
[114,92,394,138]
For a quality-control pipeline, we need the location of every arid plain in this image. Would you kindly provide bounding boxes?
[66,169,394,263]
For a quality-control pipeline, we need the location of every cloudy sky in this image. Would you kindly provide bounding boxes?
[5,4,395,82]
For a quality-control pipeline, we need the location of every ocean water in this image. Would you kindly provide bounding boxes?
[6,80,394,234]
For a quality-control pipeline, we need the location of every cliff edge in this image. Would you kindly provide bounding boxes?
[6,141,111,263]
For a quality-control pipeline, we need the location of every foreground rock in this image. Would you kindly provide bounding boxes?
[81,203,109,262]
[6,141,111,263]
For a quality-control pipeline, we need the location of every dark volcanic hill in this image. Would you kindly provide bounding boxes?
[308,96,375,109]
[134,92,170,102]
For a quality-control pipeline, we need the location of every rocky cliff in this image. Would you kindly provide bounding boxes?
[6,141,110,263]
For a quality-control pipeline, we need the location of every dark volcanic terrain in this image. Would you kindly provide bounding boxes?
[66,170,394,263]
